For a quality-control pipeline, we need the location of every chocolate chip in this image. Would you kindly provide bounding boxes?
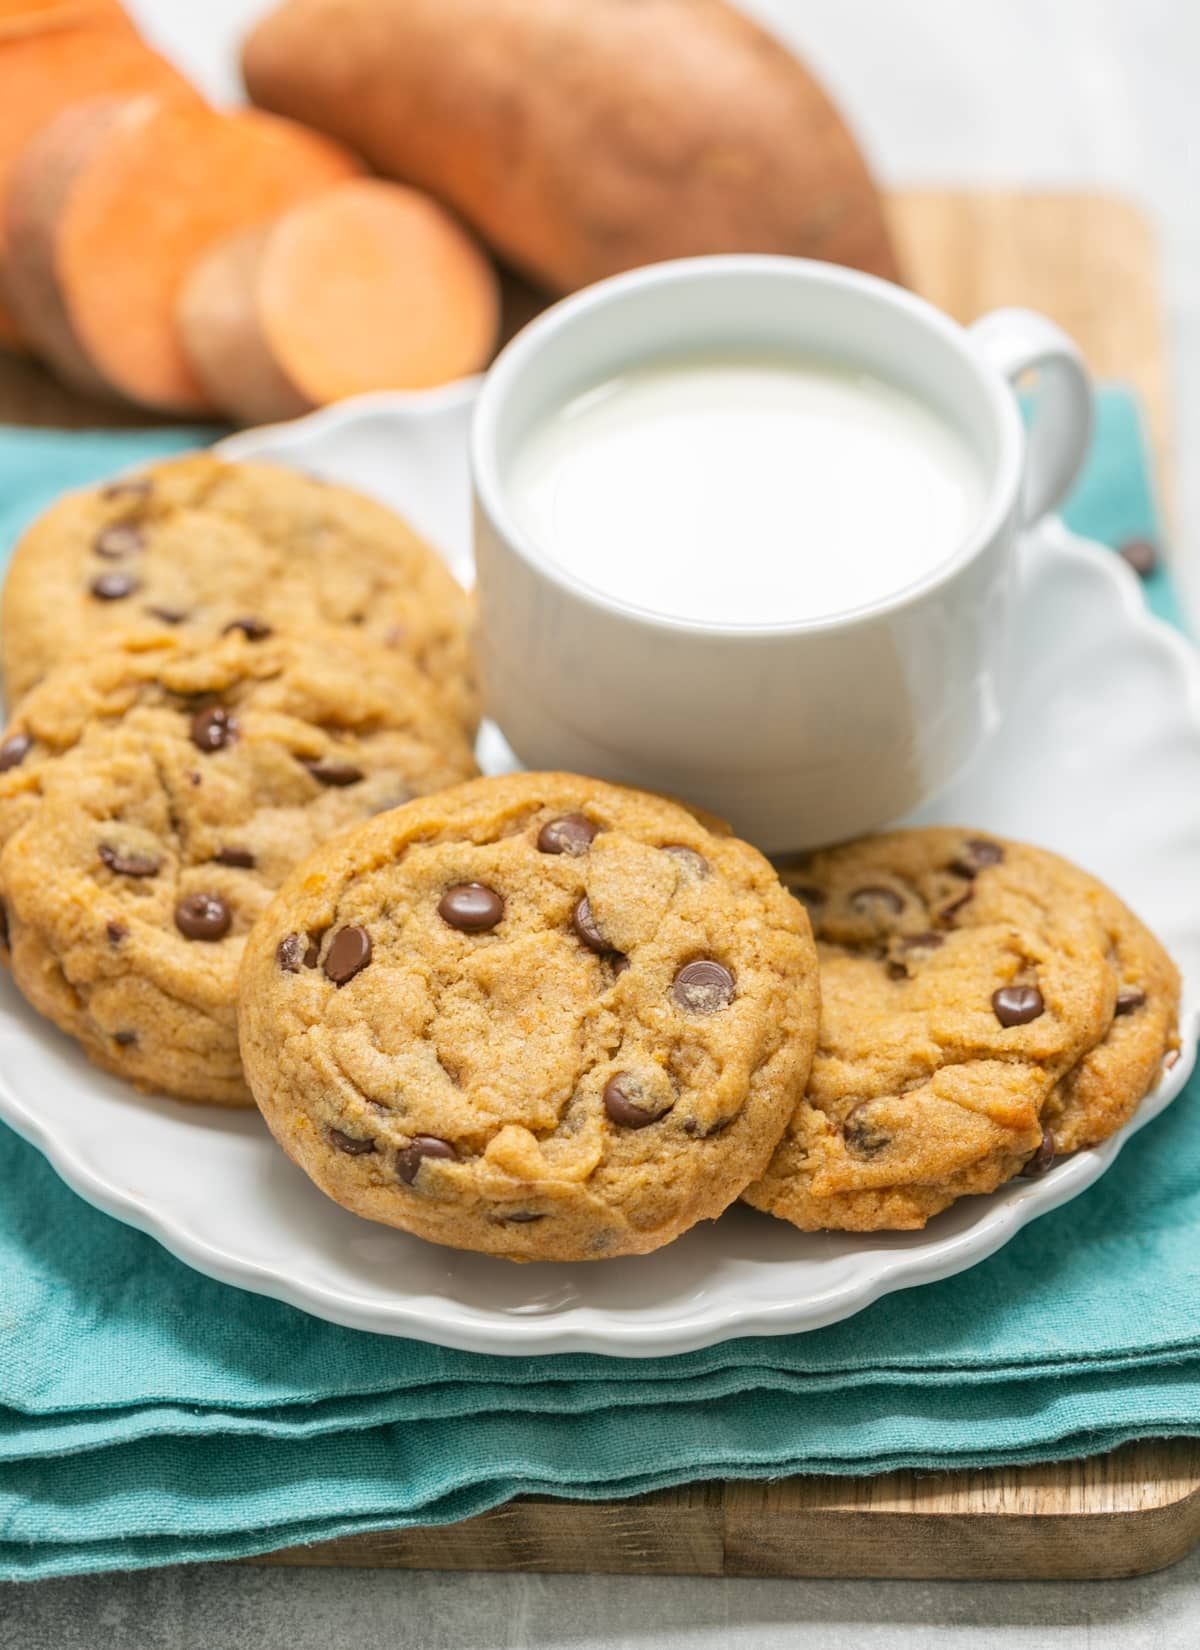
[303,930,324,968]
[663,845,710,879]
[951,839,1005,878]
[439,883,504,932]
[324,924,372,985]
[113,1030,138,1047]
[146,606,188,625]
[572,895,609,953]
[1022,1128,1056,1178]
[304,759,364,787]
[1115,986,1147,1016]
[790,885,826,910]
[603,1072,670,1128]
[187,771,203,787]
[610,952,631,978]
[843,1101,891,1158]
[397,1135,457,1184]
[1118,537,1158,578]
[682,1114,736,1139]
[89,571,139,601]
[671,959,735,1014]
[277,933,305,972]
[0,732,31,773]
[223,616,273,641]
[992,984,1045,1026]
[850,885,904,915]
[899,931,945,953]
[0,902,8,950]
[98,843,160,878]
[213,846,255,868]
[93,524,143,559]
[190,705,236,753]
[537,814,597,855]
[499,1210,545,1224]
[174,892,231,941]
[102,478,152,502]
[328,1127,375,1156]
[106,920,127,946]
[938,888,974,924]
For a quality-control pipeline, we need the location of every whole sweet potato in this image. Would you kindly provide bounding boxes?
[243,0,899,293]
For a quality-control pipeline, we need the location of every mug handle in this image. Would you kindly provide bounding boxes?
[968,308,1093,528]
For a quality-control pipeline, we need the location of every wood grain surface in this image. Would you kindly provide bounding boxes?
[2,192,1187,1579]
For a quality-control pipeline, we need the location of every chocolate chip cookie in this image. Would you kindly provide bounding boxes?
[238,773,820,1260]
[0,629,478,1105]
[743,828,1170,1232]
[0,454,478,730]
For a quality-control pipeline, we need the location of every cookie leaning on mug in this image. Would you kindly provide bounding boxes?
[238,772,820,1260]
[0,453,479,732]
[0,628,478,1105]
[744,828,1179,1233]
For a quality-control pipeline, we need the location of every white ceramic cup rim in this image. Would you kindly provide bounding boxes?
[471,254,1027,639]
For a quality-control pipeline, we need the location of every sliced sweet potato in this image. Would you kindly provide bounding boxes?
[0,18,189,351]
[243,0,900,294]
[5,93,365,411]
[178,179,500,423]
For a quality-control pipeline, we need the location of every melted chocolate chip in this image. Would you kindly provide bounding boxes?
[790,885,826,910]
[992,984,1045,1027]
[439,883,504,932]
[663,845,710,879]
[938,888,974,924]
[92,524,143,559]
[223,616,273,641]
[303,930,324,969]
[189,705,236,753]
[0,732,32,773]
[174,892,231,941]
[603,1072,670,1128]
[671,959,735,1014]
[277,933,305,973]
[537,814,597,856]
[610,952,631,978]
[304,759,364,787]
[328,1127,375,1156]
[213,846,255,868]
[106,920,127,946]
[324,925,372,985]
[98,843,160,879]
[1022,1128,1056,1178]
[499,1210,546,1224]
[89,571,139,601]
[1115,986,1147,1016]
[899,931,945,952]
[113,1030,138,1047]
[147,606,188,625]
[396,1135,458,1185]
[850,885,904,915]
[1118,537,1158,579]
[951,839,1005,878]
[843,1102,891,1158]
[571,895,609,953]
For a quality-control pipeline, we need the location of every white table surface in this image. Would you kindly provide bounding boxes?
[4,1,1200,1645]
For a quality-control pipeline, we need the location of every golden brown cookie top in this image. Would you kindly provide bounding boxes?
[0,628,478,1106]
[745,827,1127,1233]
[238,772,820,1260]
[0,453,478,729]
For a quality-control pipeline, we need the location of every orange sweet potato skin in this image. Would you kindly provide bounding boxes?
[243,0,899,294]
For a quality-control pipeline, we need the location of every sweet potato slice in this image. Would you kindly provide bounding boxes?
[6,93,364,410]
[0,19,189,351]
[243,0,900,294]
[178,179,500,423]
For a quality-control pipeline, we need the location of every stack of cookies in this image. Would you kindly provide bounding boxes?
[0,455,481,1103]
[0,462,1183,1262]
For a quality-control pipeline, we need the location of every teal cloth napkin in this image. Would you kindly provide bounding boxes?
[0,388,1195,1580]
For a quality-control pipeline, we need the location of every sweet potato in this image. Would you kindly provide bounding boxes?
[4,93,364,411]
[177,179,500,423]
[0,16,188,351]
[243,0,899,295]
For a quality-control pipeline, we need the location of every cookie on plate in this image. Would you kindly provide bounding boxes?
[0,628,478,1105]
[0,453,479,730]
[238,772,820,1261]
[742,827,1168,1232]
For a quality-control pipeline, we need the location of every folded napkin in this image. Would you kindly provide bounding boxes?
[0,389,1195,1580]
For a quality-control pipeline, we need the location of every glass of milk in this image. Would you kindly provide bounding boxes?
[471,256,1092,851]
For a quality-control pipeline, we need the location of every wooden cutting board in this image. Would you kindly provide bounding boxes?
[3,192,1192,1580]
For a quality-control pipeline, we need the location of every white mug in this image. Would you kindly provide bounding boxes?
[471,256,1092,852]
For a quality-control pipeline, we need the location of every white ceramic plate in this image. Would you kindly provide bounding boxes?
[0,387,1196,1358]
